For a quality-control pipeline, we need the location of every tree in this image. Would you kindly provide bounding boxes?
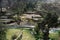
[25,2,35,11]
[39,12,59,40]
[34,11,59,40]
[0,23,7,40]
[10,0,27,25]
[0,28,7,40]
[33,24,41,40]
[35,3,60,40]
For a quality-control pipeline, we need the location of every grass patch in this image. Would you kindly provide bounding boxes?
[6,28,35,40]
[21,30,35,40]
[6,29,21,40]
[49,33,59,40]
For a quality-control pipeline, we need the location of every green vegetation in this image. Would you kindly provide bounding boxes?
[0,0,60,40]
[6,29,20,40]
[49,33,59,40]
[0,28,7,40]
[49,30,60,40]
[6,29,35,40]
[6,28,60,40]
